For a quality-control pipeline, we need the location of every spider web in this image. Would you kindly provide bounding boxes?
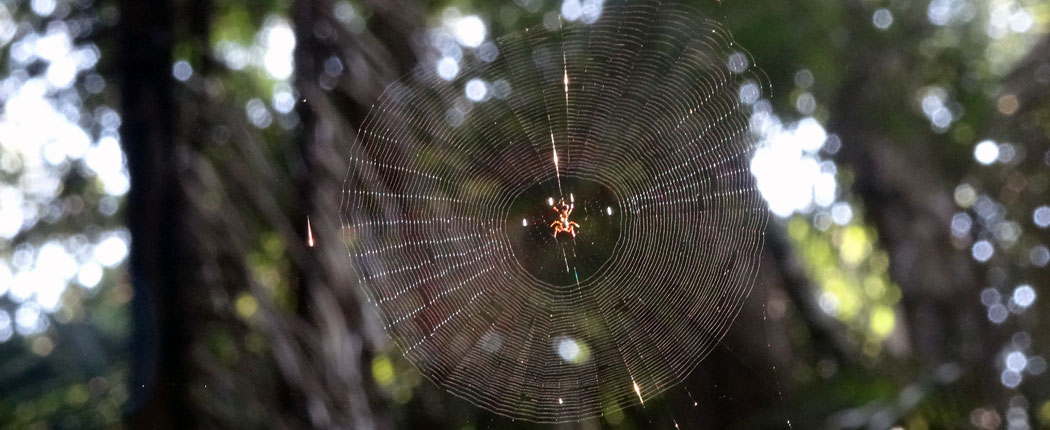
[341,1,768,423]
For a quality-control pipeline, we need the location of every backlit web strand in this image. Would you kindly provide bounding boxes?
[341,0,768,423]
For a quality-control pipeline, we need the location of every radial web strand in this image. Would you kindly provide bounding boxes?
[341,0,768,423]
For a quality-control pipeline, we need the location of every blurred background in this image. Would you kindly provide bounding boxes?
[0,0,1048,428]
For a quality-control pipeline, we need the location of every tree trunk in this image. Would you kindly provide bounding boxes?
[827,0,999,401]
[119,0,185,427]
[274,0,423,427]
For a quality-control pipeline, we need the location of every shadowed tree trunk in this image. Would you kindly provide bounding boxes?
[992,33,1050,407]
[827,0,1000,404]
[119,0,185,427]
[262,0,424,427]
[120,0,427,425]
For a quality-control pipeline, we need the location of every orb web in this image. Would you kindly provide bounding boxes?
[341,1,768,423]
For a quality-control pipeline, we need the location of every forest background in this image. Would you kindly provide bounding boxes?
[0,0,1049,428]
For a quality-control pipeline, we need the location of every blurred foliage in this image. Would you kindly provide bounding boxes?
[1,0,1050,428]
[787,214,902,356]
[0,0,129,428]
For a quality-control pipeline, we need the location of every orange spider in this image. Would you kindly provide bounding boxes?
[550,198,580,237]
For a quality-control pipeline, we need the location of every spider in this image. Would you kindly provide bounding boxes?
[550,198,580,238]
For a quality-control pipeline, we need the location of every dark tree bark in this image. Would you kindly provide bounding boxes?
[119,0,185,427]
[992,33,1050,405]
[827,0,999,401]
[263,0,424,427]
[118,0,425,425]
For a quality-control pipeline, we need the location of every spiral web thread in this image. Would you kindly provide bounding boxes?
[341,1,768,423]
